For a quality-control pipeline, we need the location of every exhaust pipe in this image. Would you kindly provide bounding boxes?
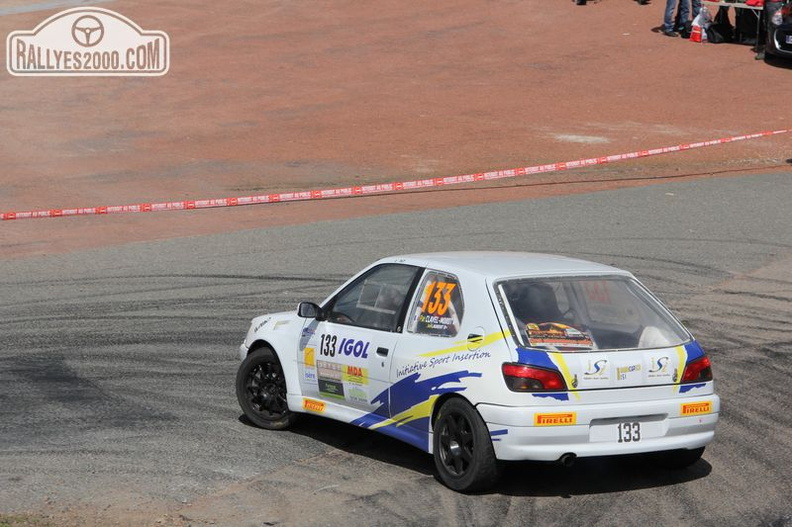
[559,453,577,467]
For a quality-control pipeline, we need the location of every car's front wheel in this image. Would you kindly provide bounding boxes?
[433,397,500,493]
[236,346,296,430]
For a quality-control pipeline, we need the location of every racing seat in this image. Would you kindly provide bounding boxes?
[637,325,675,348]
[512,282,563,324]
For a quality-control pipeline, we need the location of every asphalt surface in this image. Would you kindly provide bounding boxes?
[1,172,791,526]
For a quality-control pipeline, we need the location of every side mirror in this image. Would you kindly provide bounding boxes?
[297,302,322,319]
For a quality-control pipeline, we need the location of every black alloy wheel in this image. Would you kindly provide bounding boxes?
[236,347,296,430]
[433,397,500,492]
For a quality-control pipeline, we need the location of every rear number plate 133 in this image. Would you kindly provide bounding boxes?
[589,420,653,442]
[616,422,641,442]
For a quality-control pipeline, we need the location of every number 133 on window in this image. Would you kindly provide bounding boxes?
[422,281,456,316]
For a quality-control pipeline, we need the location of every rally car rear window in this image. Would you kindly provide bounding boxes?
[495,276,690,351]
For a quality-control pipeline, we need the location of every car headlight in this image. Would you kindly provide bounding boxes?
[774,5,792,26]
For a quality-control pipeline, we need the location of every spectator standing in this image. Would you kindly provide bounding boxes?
[692,0,702,18]
[664,0,691,36]
[675,0,700,35]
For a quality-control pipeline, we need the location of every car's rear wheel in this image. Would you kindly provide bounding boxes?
[433,397,500,493]
[236,346,296,430]
[652,446,705,469]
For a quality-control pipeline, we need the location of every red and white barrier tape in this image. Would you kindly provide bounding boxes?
[2,128,788,221]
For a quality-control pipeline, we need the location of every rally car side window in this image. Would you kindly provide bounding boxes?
[406,271,464,337]
[326,264,421,332]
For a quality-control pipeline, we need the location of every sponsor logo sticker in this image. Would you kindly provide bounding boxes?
[534,412,577,426]
[648,356,670,374]
[302,398,325,413]
[616,364,641,381]
[681,401,712,416]
[7,7,169,76]
[343,365,368,385]
[585,359,608,376]
[304,347,315,368]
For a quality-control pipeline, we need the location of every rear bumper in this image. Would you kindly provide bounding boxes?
[477,394,720,462]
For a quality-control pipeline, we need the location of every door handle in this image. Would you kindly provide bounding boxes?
[376,346,389,357]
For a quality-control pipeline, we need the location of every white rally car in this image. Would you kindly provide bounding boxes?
[236,252,719,492]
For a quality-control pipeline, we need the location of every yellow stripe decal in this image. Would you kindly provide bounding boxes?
[675,345,687,393]
[369,395,438,431]
[418,330,510,358]
[552,352,581,400]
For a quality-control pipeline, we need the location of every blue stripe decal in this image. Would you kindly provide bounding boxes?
[369,417,432,450]
[532,392,569,401]
[516,348,559,370]
[490,428,508,442]
[679,383,705,394]
[684,341,705,363]
[350,370,482,452]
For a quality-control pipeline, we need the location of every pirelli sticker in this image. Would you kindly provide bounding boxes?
[534,412,577,426]
[681,401,712,416]
[302,398,326,413]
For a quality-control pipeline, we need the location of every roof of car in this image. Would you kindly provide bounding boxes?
[380,251,631,279]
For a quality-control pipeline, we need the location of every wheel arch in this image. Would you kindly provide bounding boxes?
[245,338,303,403]
[247,338,275,356]
[431,392,472,428]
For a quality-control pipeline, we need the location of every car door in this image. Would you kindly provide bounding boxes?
[299,263,422,414]
[376,269,507,451]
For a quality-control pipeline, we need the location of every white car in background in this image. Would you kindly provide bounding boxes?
[236,252,719,492]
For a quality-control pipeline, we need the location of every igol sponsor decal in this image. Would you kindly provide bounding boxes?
[534,412,576,426]
[319,334,370,358]
[681,401,712,416]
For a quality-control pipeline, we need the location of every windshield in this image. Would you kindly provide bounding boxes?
[495,275,690,351]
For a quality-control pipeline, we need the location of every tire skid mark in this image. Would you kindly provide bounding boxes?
[0,274,345,311]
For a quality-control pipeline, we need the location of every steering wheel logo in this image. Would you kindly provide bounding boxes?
[71,15,104,47]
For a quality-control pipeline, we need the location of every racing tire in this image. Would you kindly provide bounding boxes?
[652,446,705,469]
[433,398,501,493]
[236,347,296,430]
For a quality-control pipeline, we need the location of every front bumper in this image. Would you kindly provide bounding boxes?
[769,26,792,56]
[239,341,249,360]
[477,394,719,461]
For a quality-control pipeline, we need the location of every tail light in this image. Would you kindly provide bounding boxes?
[502,363,567,392]
[681,356,713,383]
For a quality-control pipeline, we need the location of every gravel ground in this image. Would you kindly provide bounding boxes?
[1,173,790,526]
